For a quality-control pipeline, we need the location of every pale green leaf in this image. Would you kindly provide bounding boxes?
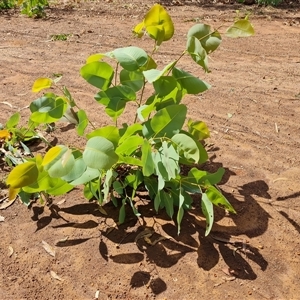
[6,112,20,128]
[141,139,155,176]
[76,109,89,136]
[87,125,120,148]
[226,19,255,38]
[116,135,143,156]
[83,137,119,170]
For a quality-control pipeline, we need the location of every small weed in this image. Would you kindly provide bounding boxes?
[50,34,72,41]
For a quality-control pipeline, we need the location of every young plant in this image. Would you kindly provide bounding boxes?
[6,4,254,235]
[19,0,48,18]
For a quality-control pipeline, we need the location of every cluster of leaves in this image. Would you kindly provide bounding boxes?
[19,0,48,18]
[5,4,254,235]
[0,0,48,17]
[0,0,17,9]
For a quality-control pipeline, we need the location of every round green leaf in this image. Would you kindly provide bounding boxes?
[83,136,119,170]
[112,46,148,71]
[80,61,114,90]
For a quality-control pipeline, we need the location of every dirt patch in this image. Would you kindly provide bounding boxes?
[1,1,300,299]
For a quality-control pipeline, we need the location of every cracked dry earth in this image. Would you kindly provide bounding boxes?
[0,1,300,299]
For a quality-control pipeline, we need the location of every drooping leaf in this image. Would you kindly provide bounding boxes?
[6,161,38,189]
[187,24,222,54]
[206,185,236,213]
[177,190,185,234]
[83,137,119,170]
[102,169,115,204]
[172,68,211,94]
[161,190,174,218]
[201,193,214,236]
[76,109,89,136]
[80,61,114,90]
[141,139,155,176]
[111,47,148,71]
[226,19,255,38]
[172,133,200,163]
[187,119,210,140]
[186,36,209,72]
[32,78,52,93]
[95,85,136,105]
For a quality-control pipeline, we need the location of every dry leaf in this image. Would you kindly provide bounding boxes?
[0,101,13,108]
[95,290,100,299]
[8,246,14,257]
[50,270,64,281]
[0,215,4,222]
[0,197,16,210]
[56,199,66,205]
[98,206,107,215]
[42,240,56,257]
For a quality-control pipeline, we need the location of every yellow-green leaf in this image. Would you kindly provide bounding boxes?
[133,21,145,38]
[143,4,174,44]
[9,187,20,201]
[226,19,255,38]
[6,161,38,189]
[42,146,62,166]
[32,78,53,93]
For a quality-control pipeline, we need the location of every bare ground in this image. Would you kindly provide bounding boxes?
[0,1,300,299]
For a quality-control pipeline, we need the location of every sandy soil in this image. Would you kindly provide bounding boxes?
[0,1,300,299]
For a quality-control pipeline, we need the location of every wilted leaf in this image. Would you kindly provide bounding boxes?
[42,240,56,257]
[50,270,64,281]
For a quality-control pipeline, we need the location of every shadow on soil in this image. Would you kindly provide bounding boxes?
[30,167,273,295]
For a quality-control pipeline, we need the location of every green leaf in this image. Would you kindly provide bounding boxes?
[70,167,100,185]
[7,161,38,188]
[154,192,161,212]
[6,112,20,128]
[119,123,142,144]
[149,104,187,138]
[206,185,236,213]
[30,96,67,124]
[201,193,214,236]
[186,36,209,72]
[226,19,255,38]
[113,181,123,195]
[120,69,144,92]
[119,202,126,224]
[111,46,148,71]
[143,61,176,83]
[187,119,210,140]
[87,125,120,148]
[116,135,143,156]
[172,68,211,95]
[76,109,89,136]
[187,24,222,54]
[117,155,143,167]
[18,190,32,206]
[144,177,158,199]
[61,157,86,182]
[141,139,155,176]
[80,61,114,90]
[46,178,74,196]
[161,190,173,218]
[172,133,200,163]
[83,137,119,170]
[177,190,185,234]
[152,141,180,181]
[105,99,126,121]
[95,85,136,105]
[125,170,143,190]
[153,76,177,97]
[86,53,106,64]
[102,169,114,204]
